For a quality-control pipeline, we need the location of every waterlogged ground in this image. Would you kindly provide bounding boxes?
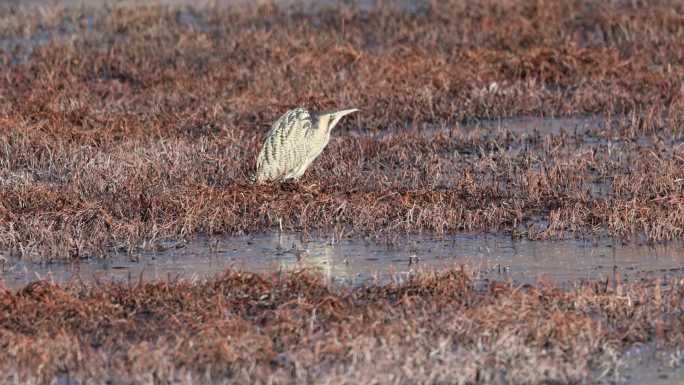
[3,232,684,290]
[3,267,684,385]
[2,1,684,384]
[618,347,684,385]
[2,1,684,260]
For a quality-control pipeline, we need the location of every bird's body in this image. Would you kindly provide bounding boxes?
[254,107,358,183]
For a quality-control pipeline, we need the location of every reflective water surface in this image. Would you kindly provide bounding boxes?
[3,233,684,291]
[617,345,684,385]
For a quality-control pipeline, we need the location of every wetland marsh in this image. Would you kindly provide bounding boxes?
[1,0,684,384]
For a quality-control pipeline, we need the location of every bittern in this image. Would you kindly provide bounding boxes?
[254,107,358,183]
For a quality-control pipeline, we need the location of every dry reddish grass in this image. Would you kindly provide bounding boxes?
[1,1,684,259]
[0,268,683,384]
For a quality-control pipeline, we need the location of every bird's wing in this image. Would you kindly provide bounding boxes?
[256,108,313,181]
[281,108,313,138]
[272,108,314,144]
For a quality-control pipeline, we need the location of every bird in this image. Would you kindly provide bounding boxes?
[253,107,359,183]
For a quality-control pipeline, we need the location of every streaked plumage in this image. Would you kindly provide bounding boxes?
[254,107,358,183]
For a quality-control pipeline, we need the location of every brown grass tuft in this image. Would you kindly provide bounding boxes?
[1,268,683,384]
[1,1,684,259]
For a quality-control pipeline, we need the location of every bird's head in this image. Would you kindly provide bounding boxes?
[318,108,359,133]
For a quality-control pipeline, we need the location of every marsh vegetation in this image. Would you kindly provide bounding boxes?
[1,1,684,383]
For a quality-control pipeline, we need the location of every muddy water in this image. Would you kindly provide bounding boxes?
[2,0,415,10]
[3,233,684,290]
[622,361,684,385]
[370,115,608,137]
[1,0,419,66]
[615,345,684,385]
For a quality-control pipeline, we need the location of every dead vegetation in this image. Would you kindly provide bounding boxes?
[1,268,683,384]
[1,1,684,259]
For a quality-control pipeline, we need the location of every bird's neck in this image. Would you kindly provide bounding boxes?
[317,115,332,134]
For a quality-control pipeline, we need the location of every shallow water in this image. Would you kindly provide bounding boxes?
[359,115,606,138]
[3,233,684,290]
[616,346,684,385]
[622,362,684,385]
[0,0,417,66]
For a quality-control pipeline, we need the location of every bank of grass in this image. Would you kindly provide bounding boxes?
[1,268,683,384]
[1,0,684,259]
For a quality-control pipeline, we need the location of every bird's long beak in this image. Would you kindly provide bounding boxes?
[335,108,359,117]
[324,108,359,132]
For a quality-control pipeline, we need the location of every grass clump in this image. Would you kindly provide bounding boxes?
[1,268,683,384]
[1,1,684,259]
